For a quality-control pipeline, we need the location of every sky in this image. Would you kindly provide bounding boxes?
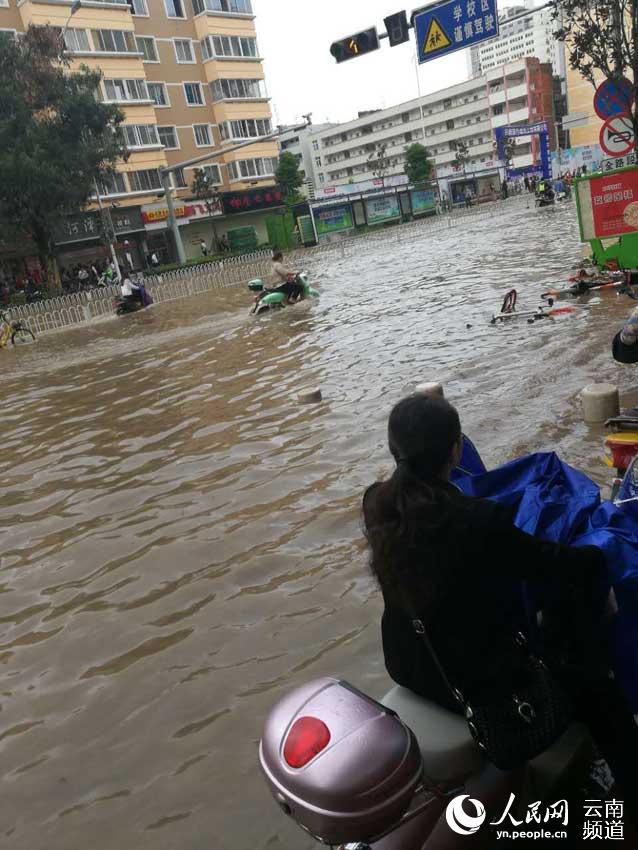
[254,0,541,128]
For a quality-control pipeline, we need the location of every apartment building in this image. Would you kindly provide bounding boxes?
[0,0,278,265]
[278,121,338,199]
[468,1,566,79]
[308,58,556,197]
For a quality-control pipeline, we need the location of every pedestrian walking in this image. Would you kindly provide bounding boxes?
[200,240,208,257]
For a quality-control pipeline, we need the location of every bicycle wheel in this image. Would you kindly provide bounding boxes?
[11,327,36,345]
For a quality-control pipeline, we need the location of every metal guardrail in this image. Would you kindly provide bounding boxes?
[9,200,528,335]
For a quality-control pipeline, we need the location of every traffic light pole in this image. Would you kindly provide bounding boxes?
[158,133,280,266]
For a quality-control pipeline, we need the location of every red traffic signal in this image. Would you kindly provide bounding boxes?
[330,27,380,63]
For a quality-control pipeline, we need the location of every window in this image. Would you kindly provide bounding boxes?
[312,140,319,151]
[136,35,158,61]
[443,98,452,108]
[129,169,162,192]
[164,0,185,16]
[220,118,271,140]
[493,104,504,115]
[202,164,221,184]
[174,38,194,62]
[201,34,257,59]
[193,124,212,146]
[103,78,148,102]
[63,28,90,52]
[184,82,204,105]
[98,172,128,196]
[158,126,178,148]
[192,0,252,13]
[446,119,454,130]
[210,78,265,100]
[318,174,325,184]
[172,168,187,188]
[228,157,277,180]
[92,29,137,53]
[128,0,148,14]
[123,124,160,148]
[147,81,169,106]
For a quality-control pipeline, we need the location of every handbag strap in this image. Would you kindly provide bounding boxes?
[395,579,466,708]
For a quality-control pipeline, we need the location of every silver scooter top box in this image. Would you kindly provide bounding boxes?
[259,677,423,846]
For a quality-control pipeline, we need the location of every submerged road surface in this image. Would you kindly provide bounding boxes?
[1,201,635,849]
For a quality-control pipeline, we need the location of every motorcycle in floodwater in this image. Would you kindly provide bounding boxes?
[114,279,153,316]
[248,272,319,315]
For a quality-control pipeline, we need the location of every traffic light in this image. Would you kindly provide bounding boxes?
[384,11,410,47]
[330,27,380,63]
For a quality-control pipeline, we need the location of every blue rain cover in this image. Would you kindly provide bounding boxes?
[452,440,638,710]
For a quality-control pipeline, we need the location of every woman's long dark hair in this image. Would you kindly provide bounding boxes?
[363,395,462,590]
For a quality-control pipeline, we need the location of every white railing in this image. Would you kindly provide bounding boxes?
[8,200,528,334]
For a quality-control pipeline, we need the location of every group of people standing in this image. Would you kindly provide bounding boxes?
[199,234,230,257]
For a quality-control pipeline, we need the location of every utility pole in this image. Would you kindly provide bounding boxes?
[158,132,280,266]
[94,180,122,281]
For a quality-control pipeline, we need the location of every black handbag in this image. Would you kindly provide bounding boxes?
[399,589,573,771]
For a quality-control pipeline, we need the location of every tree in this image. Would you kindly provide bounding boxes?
[551,0,638,150]
[368,142,392,187]
[404,143,434,184]
[0,26,126,284]
[191,167,221,251]
[452,139,470,176]
[275,151,304,204]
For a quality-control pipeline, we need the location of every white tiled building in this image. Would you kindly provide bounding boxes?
[278,122,337,198]
[307,58,555,190]
[468,1,566,78]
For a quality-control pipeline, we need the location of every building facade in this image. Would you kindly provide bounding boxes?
[468,1,566,79]
[0,0,278,267]
[307,58,556,197]
[278,121,338,199]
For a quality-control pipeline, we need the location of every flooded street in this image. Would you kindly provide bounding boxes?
[2,200,637,850]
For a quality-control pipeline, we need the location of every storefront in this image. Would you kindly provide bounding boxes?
[55,207,146,272]
[142,188,285,262]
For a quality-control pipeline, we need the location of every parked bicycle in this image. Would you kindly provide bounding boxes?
[0,310,36,347]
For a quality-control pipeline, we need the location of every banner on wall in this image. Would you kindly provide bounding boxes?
[495,122,553,180]
[365,194,401,225]
[410,188,436,215]
[576,166,638,241]
[313,204,354,236]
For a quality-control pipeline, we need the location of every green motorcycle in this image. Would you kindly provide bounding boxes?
[248,272,319,315]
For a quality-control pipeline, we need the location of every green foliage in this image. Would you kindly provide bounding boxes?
[452,140,470,173]
[0,26,126,272]
[367,142,391,184]
[551,0,638,152]
[191,167,221,214]
[275,151,304,203]
[404,143,433,184]
[551,0,637,87]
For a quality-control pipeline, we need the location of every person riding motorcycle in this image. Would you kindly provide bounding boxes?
[267,251,305,304]
[121,274,143,308]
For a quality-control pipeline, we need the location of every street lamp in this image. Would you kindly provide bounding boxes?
[60,0,82,50]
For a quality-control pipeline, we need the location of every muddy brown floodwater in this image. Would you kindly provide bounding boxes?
[1,201,636,850]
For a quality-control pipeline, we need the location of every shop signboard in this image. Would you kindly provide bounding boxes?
[314,204,354,236]
[221,187,284,215]
[410,188,436,216]
[55,207,144,245]
[576,166,638,241]
[365,194,401,225]
[314,174,408,200]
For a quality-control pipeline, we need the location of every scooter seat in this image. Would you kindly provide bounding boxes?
[382,686,485,788]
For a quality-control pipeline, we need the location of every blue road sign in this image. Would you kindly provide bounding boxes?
[594,77,633,121]
[414,0,499,64]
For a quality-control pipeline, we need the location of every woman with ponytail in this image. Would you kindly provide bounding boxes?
[363,395,638,806]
